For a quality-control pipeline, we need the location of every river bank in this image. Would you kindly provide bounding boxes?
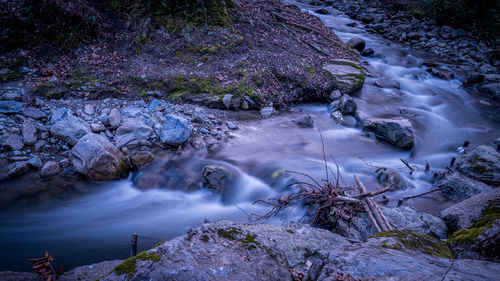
[0,0,499,279]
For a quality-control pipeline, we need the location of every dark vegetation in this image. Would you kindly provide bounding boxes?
[0,0,355,108]
[377,0,500,40]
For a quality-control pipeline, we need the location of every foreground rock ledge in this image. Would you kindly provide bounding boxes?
[86,221,499,281]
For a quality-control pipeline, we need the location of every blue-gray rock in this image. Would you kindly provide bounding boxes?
[115,119,152,148]
[160,115,191,145]
[441,188,500,232]
[0,101,23,114]
[437,172,491,202]
[70,133,128,181]
[347,36,365,52]
[7,161,29,177]
[50,108,70,124]
[128,150,155,170]
[4,134,24,150]
[21,107,46,120]
[40,161,60,177]
[260,106,275,119]
[337,95,357,115]
[478,83,500,101]
[226,121,238,130]
[323,59,365,95]
[456,145,500,185]
[21,119,37,145]
[335,206,447,241]
[27,155,42,170]
[362,117,414,149]
[108,108,122,128]
[50,114,91,146]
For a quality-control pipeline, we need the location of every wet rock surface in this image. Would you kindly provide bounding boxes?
[455,145,500,186]
[362,117,414,149]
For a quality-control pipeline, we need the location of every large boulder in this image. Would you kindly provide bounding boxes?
[96,221,500,281]
[160,115,191,145]
[478,83,500,100]
[362,117,414,149]
[323,59,365,95]
[346,36,366,52]
[440,188,500,232]
[455,145,500,185]
[436,172,491,202]
[50,114,92,146]
[114,119,152,148]
[70,133,128,181]
[202,165,232,195]
[334,206,447,241]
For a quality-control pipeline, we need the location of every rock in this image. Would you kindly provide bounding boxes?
[61,260,123,281]
[293,114,314,128]
[0,101,23,114]
[315,8,330,15]
[436,172,491,202]
[337,95,357,115]
[7,161,29,177]
[328,90,342,101]
[449,218,500,262]
[478,83,500,100]
[226,121,238,130]
[455,145,500,185]
[202,165,232,195]
[83,104,95,116]
[362,117,414,149]
[330,110,343,124]
[441,188,500,232]
[160,115,192,145]
[115,119,152,148]
[222,94,241,109]
[128,150,155,170]
[374,79,400,89]
[27,155,42,170]
[21,107,46,120]
[40,161,60,177]
[439,25,457,39]
[377,168,408,190]
[323,59,365,95]
[108,108,122,128]
[70,133,128,181]
[148,99,163,111]
[428,67,455,80]
[21,119,37,145]
[4,134,24,150]
[346,36,366,52]
[361,47,374,56]
[334,206,447,241]
[465,74,485,85]
[50,114,92,146]
[0,272,40,281]
[90,123,106,133]
[260,106,275,119]
[50,107,70,124]
[98,221,500,281]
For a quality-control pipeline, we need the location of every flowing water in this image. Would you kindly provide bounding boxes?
[1,1,499,272]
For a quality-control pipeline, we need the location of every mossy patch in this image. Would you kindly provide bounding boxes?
[448,200,500,244]
[371,230,453,259]
[112,251,161,277]
[286,229,295,234]
[200,235,210,243]
[217,227,241,240]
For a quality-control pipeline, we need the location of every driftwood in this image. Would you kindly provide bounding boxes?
[354,175,392,232]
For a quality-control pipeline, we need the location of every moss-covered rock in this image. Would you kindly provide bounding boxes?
[112,251,161,277]
[447,199,500,261]
[370,230,453,259]
[322,59,365,95]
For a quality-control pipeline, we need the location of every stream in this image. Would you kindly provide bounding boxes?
[1,0,499,272]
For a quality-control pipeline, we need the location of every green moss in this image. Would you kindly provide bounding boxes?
[448,202,500,244]
[240,234,260,250]
[380,242,402,250]
[112,251,161,277]
[371,230,453,259]
[286,229,295,234]
[303,248,320,259]
[200,235,210,243]
[154,240,166,248]
[217,227,241,240]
